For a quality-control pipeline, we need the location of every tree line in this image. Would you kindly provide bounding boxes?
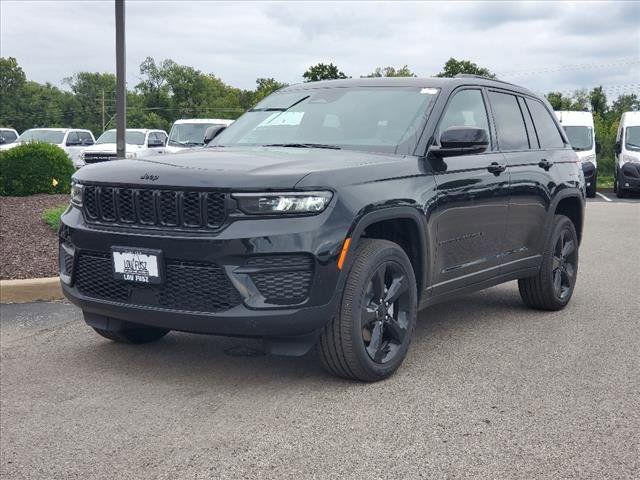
[1,56,637,176]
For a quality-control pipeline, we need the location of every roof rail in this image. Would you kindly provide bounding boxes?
[454,74,516,87]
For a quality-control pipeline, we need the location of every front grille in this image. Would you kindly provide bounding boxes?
[74,251,242,313]
[82,186,227,230]
[84,153,116,164]
[247,255,314,305]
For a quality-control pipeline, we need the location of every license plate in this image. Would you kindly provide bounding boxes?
[112,247,163,284]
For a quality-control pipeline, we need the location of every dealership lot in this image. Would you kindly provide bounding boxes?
[1,200,638,479]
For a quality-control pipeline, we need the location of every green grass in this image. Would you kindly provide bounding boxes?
[41,205,67,231]
[597,175,614,189]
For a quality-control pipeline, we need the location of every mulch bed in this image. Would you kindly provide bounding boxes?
[1,194,69,280]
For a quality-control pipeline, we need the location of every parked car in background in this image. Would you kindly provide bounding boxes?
[61,76,585,381]
[555,111,599,198]
[0,128,95,167]
[0,128,19,145]
[164,119,234,153]
[79,129,168,166]
[614,111,640,198]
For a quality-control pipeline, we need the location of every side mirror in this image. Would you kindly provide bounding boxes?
[595,141,601,154]
[431,126,489,157]
[614,141,621,155]
[204,125,226,144]
[82,139,94,146]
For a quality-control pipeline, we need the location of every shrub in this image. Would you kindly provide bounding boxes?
[42,205,67,231]
[0,142,75,196]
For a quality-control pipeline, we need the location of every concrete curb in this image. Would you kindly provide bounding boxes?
[0,277,64,304]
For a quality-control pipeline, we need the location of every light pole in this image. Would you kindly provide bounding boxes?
[115,0,126,158]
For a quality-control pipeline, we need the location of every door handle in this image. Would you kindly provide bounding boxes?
[487,162,507,175]
[538,159,553,170]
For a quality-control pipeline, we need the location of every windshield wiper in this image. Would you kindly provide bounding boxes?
[262,143,341,150]
[626,142,640,149]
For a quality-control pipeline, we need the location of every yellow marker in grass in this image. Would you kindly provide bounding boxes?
[52,178,59,187]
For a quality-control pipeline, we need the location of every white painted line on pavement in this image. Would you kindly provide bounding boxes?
[596,192,612,202]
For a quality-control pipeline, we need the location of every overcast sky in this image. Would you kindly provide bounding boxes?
[1,1,639,98]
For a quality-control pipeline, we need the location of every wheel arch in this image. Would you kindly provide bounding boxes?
[549,191,585,244]
[345,207,429,299]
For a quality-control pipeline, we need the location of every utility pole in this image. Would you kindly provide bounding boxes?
[101,90,105,132]
[115,0,126,158]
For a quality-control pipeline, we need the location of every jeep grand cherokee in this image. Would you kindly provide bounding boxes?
[60,76,585,381]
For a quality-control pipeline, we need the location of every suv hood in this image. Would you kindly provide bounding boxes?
[73,146,412,190]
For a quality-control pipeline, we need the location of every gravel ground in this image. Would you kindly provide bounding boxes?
[0,194,68,279]
[1,202,639,479]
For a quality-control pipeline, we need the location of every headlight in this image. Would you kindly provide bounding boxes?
[622,154,640,164]
[233,191,333,215]
[70,182,84,207]
[125,152,137,159]
[581,154,596,164]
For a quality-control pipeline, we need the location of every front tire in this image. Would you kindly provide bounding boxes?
[586,173,597,198]
[518,215,578,311]
[318,239,417,382]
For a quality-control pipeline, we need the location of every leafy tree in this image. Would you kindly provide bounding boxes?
[63,72,116,135]
[0,57,26,95]
[589,86,608,117]
[254,77,288,103]
[303,63,347,82]
[435,58,496,78]
[546,90,589,111]
[609,94,640,121]
[364,65,416,78]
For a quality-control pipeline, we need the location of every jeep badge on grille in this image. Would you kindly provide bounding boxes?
[140,173,159,181]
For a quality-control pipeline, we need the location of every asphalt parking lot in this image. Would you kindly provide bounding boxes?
[1,199,639,479]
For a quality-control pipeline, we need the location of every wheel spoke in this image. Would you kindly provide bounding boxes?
[371,265,386,300]
[385,318,406,344]
[562,264,575,283]
[366,321,385,362]
[384,275,407,304]
[361,305,378,328]
[552,255,562,271]
[553,269,562,293]
[562,239,575,259]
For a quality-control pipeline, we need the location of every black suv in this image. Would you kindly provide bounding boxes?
[60,76,585,381]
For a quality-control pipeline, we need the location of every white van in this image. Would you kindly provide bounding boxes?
[555,111,599,197]
[0,128,95,167]
[614,111,640,198]
[165,118,234,153]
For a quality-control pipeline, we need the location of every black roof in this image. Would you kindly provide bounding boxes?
[282,76,536,97]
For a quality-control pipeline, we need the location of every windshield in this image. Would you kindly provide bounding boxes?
[96,130,146,145]
[625,126,640,151]
[168,123,218,147]
[562,126,593,151]
[18,129,65,144]
[212,87,439,154]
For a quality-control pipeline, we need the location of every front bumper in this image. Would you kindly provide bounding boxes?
[619,163,640,191]
[60,206,347,341]
[581,162,596,187]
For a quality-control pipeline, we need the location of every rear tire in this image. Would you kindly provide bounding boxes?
[518,215,578,311]
[93,326,169,344]
[318,239,417,382]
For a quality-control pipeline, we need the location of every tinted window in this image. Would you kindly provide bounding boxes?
[0,130,17,143]
[66,131,79,145]
[526,99,565,149]
[488,91,528,151]
[78,131,93,145]
[625,127,640,151]
[439,89,490,143]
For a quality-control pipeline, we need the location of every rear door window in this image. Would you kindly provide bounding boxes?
[488,91,529,151]
[66,131,79,145]
[526,99,565,149]
[78,131,94,145]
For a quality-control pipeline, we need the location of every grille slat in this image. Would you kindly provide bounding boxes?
[82,186,227,230]
[74,252,241,313]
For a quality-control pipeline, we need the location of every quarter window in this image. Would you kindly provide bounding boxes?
[488,91,529,151]
[526,99,565,149]
[439,89,490,146]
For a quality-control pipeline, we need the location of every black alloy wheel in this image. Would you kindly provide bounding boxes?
[551,229,577,301]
